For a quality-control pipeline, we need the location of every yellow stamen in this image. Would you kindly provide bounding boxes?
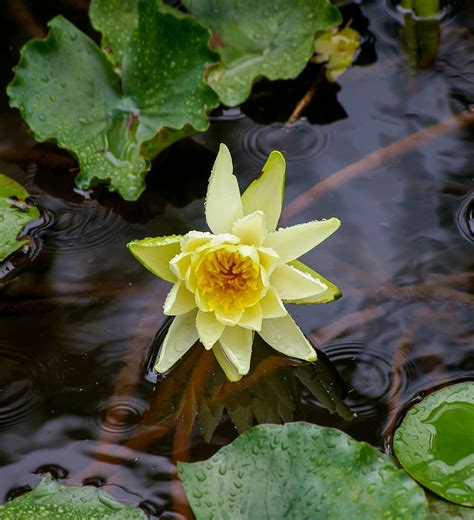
[194,247,262,313]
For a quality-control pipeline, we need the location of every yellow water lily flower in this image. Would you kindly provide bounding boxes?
[128,144,341,381]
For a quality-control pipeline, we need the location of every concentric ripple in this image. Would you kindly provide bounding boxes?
[0,345,65,429]
[457,194,473,242]
[95,396,149,441]
[317,342,424,418]
[38,200,137,256]
[240,120,331,165]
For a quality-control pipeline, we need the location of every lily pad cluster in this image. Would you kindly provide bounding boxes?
[0,173,40,262]
[8,0,342,200]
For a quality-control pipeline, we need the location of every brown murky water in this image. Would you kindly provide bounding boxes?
[0,0,473,517]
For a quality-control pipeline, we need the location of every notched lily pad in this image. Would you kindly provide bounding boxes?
[393,381,474,507]
[182,0,342,106]
[0,173,40,262]
[8,3,219,201]
[179,422,428,519]
[0,474,146,519]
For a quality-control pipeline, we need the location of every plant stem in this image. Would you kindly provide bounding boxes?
[286,67,325,125]
[281,108,474,222]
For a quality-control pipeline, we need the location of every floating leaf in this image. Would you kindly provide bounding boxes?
[182,0,342,106]
[89,0,146,69]
[314,26,361,82]
[179,422,428,519]
[0,173,40,262]
[8,4,219,201]
[0,474,146,519]
[393,382,474,507]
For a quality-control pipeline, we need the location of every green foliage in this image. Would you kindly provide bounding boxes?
[8,3,219,201]
[179,422,429,519]
[182,0,342,106]
[428,494,474,520]
[394,382,474,507]
[0,173,40,262]
[0,474,146,519]
[314,26,361,82]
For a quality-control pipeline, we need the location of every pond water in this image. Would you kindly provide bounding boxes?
[0,0,473,517]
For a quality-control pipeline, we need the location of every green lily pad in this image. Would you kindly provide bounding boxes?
[182,0,342,106]
[8,3,219,201]
[0,173,40,262]
[393,382,474,507]
[0,474,146,519]
[179,422,428,519]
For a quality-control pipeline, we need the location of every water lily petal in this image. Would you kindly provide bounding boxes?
[260,288,288,319]
[128,235,182,283]
[287,260,342,304]
[264,218,341,263]
[257,246,280,276]
[196,310,225,349]
[215,307,243,327]
[181,231,213,253]
[271,264,327,301]
[241,150,286,232]
[258,314,316,362]
[239,303,263,331]
[155,310,199,373]
[205,143,243,234]
[213,342,242,382]
[169,252,192,280]
[232,210,266,246]
[163,282,196,315]
[219,326,254,375]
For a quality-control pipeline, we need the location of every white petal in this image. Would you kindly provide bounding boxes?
[232,211,266,246]
[260,288,287,319]
[154,310,199,373]
[257,247,280,276]
[271,264,327,301]
[196,310,225,349]
[181,231,213,253]
[169,252,192,280]
[205,144,243,234]
[258,314,316,362]
[239,303,263,331]
[213,342,242,382]
[241,150,286,232]
[219,326,254,375]
[163,282,196,316]
[264,218,341,263]
[128,235,182,283]
[215,307,243,326]
[287,260,342,304]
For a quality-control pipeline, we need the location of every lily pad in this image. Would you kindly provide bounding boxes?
[393,381,474,507]
[428,494,474,519]
[182,0,342,106]
[0,474,146,519]
[0,173,40,262]
[8,3,219,201]
[179,422,428,519]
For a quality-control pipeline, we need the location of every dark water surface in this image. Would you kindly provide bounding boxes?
[0,0,473,517]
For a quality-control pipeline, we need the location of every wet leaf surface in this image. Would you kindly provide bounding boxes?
[179,422,428,519]
[0,474,146,519]
[182,0,342,106]
[8,4,218,200]
[394,382,474,507]
[0,173,40,262]
[428,494,474,519]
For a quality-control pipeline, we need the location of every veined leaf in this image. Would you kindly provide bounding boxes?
[8,4,219,201]
[0,474,146,519]
[182,0,342,106]
[0,173,40,262]
[179,422,429,519]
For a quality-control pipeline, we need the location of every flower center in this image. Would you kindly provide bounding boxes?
[195,248,262,312]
